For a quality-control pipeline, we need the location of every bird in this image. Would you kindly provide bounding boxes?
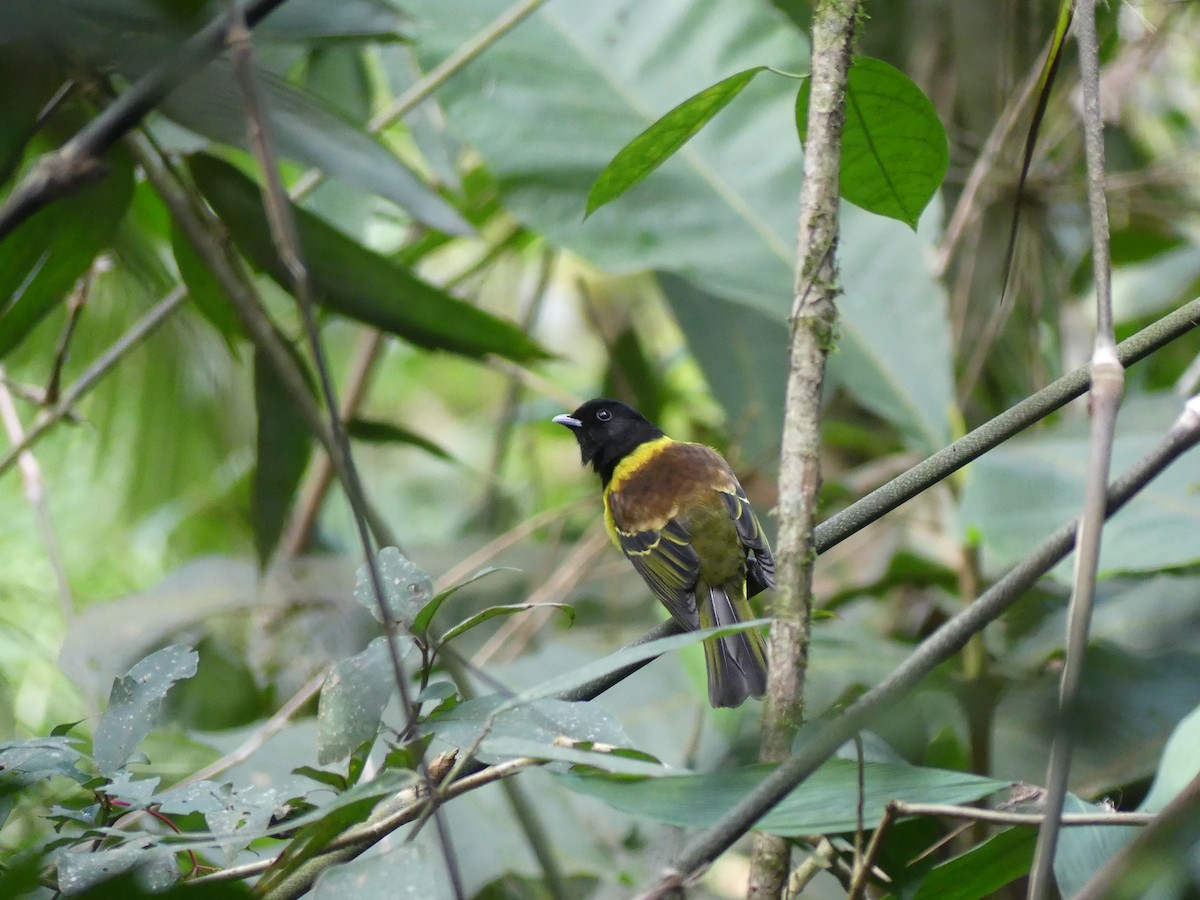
[553,398,774,708]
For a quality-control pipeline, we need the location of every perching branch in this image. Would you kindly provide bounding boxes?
[813,292,1200,555]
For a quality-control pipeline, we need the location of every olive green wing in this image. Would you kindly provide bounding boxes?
[718,481,775,596]
[612,518,701,630]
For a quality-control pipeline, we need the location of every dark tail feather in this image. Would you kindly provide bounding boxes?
[701,581,767,708]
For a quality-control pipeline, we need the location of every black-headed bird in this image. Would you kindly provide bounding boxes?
[554,399,773,708]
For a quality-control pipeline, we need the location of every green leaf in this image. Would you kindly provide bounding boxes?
[171,220,242,348]
[317,636,411,764]
[57,840,177,895]
[0,50,61,186]
[586,67,767,217]
[0,736,87,784]
[961,394,1200,579]
[353,547,434,626]
[292,766,348,792]
[437,603,574,646]
[796,55,948,228]
[914,827,1035,900]
[411,567,517,639]
[346,416,453,460]
[313,844,437,900]
[423,696,660,775]
[252,343,315,565]
[0,145,134,358]
[558,759,1008,836]
[93,645,199,775]
[113,39,468,234]
[188,154,550,364]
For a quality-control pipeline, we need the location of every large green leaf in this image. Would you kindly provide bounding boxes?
[796,56,948,229]
[0,145,134,358]
[914,827,1035,900]
[406,0,954,452]
[151,61,470,237]
[559,759,1008,836]
[961,394,1200,579]
[252,342,314,564]
[313,845,437,900]
[188,154,550,364]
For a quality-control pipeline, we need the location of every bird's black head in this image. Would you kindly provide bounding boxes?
[553,398,664,486]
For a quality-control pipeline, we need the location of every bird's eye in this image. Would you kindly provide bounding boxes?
[596,408,612,421]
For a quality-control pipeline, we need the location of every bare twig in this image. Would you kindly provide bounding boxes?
[752,1,863,894]
[223,12,461,896]
[279,327,385,557]
[1028,1,1124,894]
[45,259,104,404]
[813,293,1200,556]
[890,801,1155,828]
[0,287,187,480]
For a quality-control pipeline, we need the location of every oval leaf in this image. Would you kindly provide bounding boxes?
[93,645,199,775]
[317,636,411,764]
[796,55,948,228]
[252,343,314,565]
[353,547,434,626]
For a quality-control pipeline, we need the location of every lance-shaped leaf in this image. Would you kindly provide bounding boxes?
[411,567,517,639]
[188,154,551,364]
[252,343,314,565]
[587,67,768,217]
[559,759,1008,836]
[437,602,574,646]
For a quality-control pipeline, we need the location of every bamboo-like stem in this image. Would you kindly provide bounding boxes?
[1028,1,1123,894]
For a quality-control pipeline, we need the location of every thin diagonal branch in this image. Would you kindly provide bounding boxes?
[222,11,463,897]
[0,0,291,242]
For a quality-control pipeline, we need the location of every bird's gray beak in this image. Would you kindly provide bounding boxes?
[552,414,581,429]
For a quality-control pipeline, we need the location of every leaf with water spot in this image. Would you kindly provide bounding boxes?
[92,645,198,775]
[318,636,412,764]
[353,547,434,626]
